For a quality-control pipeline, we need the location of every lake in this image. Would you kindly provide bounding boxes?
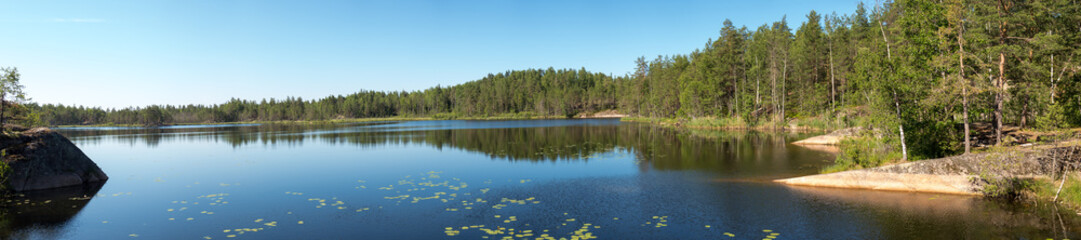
[3,119,1078,239]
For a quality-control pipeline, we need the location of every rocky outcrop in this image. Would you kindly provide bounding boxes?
[1,128,108,192]
[776,171,981,195]
[792,127,865,145]
[776,145,1081,195]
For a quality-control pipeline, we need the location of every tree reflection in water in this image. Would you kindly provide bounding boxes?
[58,120,832,177]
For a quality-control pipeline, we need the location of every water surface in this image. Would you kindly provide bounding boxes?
[4,119,1079,239]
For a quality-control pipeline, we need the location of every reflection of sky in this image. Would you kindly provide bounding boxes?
[14,119,1076,239]
[58,121,648,239]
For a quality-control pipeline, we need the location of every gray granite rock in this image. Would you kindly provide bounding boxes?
[1,128,108,192]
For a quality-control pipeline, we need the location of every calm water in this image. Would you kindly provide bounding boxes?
[3,119,1078,239]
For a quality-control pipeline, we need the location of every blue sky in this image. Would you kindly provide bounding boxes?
[1,0,865,109]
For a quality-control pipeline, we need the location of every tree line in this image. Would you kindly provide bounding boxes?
[32,67,624,125]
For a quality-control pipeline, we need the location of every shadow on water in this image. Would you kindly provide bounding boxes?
[0,182,104,239]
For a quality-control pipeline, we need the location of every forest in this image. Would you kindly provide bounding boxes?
[31,67,623,126]
[16,0,1081,161]
[618,0,1081,161]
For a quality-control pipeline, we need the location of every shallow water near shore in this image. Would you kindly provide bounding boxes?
[3,119,1079,239]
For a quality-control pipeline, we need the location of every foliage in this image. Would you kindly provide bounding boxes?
[14,105,43,128]
[626,0,1080,165]
[34,68,624,126]
[1034,103,1070,130]
[1033,173,1081,208]
[981,176,1038,200]
[905,119,962,160]
[823,135,901,173]
[0,68,27,128]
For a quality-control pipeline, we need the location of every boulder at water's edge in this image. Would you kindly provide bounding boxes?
[1,128,108,192]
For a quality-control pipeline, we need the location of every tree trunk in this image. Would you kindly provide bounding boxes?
[0,92,5,127]
[881,15,904,160]
[1020,101,1028,128]
[963,84,970,153]
[797,75,803,117]
[755,56,761,105]
[995,0,1009,145]
[996,52,1005,145]
[770,52,778,123]
[829,38,836,111]
[733,63,739,117]
[880,21,891,60]
[742,55,749,116]
[781,58,788,124]
[893,91,907,161]
[960,11,970,154]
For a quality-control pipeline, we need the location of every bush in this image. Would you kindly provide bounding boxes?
[1034,103,1070,130]
[905,120,962,160]
[19,109,44,128]
[822,135,901,173]
[981,176,1037,200]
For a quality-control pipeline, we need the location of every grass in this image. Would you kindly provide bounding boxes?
[1033,172,1081,209]
[975,172,1081,208]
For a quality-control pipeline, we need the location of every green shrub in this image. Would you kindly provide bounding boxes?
[905,120,962,160]
[1034,103,1070,130]
[822,135,901,173]
[981,176,1037,200]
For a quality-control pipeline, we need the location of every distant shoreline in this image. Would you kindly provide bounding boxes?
[53,115,631,128]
